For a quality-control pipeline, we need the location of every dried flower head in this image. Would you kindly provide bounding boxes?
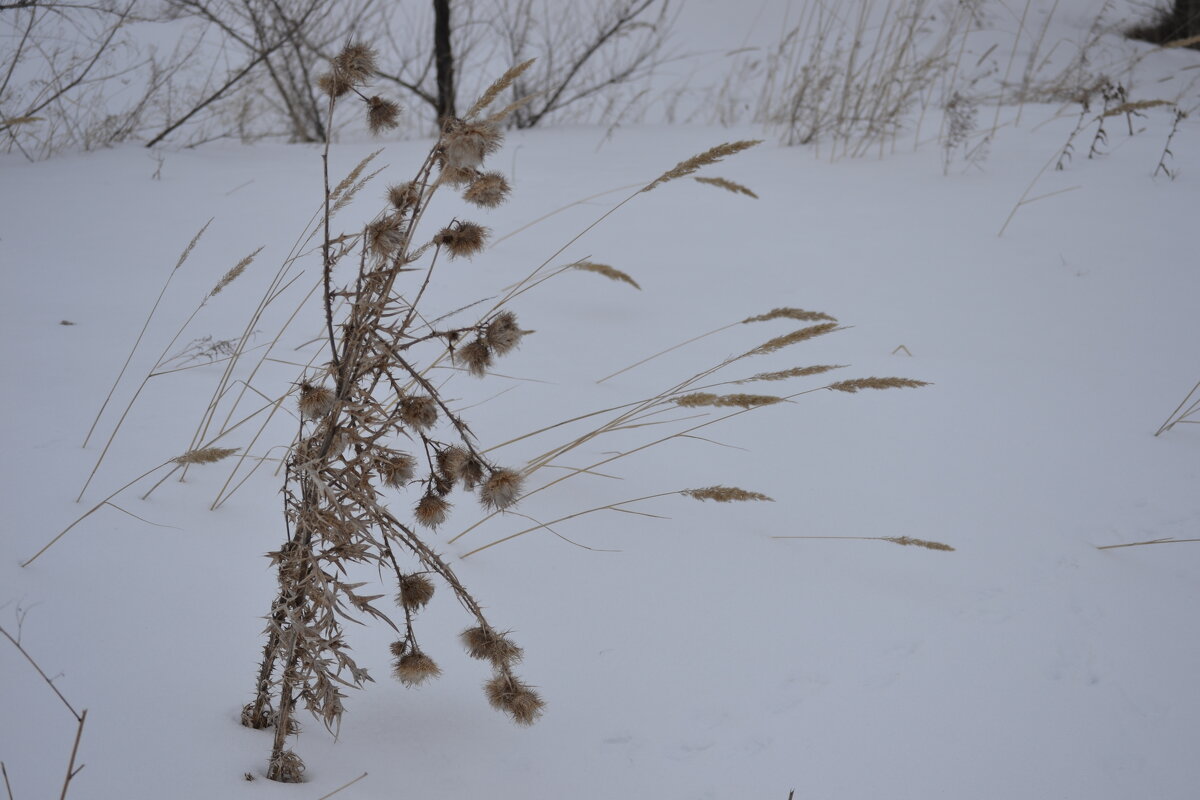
[399,395,438,431]
[485,311,523,355]
[387,181,421,210]
[393,651,441,686]
[389,639,408,658]
[433,222,488,259]
[396,573,436,610]
[415,493,450,528]
[456,338,493,377]
[440,163,478,187]
[480,468,523,511]
[317,70,353,98]
[173,446,239,465]
[442,119,503,170]
[463,171,511,208]
[377,452,416,488]
[461,626,523,666]
[484,673,545,725]
[367,96,401,134]
[368,214,407,258]
[333,42,377,86]
[437,446,471,482]
[298,383,336,420]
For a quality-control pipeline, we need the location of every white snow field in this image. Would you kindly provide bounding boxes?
[2,1,1198,798]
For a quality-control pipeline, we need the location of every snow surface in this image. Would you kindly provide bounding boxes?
[2,2,1199,798]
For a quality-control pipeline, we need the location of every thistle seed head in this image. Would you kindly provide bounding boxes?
[485,311,523,356]
[456,338,493,377]
[367,96,401,134]
[399,395,438,431]
[393,651,441,687]
[437,445,471,482]
[433,222,488,259]
[480,468,523,511]
[389,639,408,658]
[463,171,511,208]
[377,452,416,488]
[415,493,450,528]
[333,42,377,86]
[298,383,336,420]
[484,673,545,725]
[387,181,421,210]
[461,626,523,666]
[317,70,353,98]
[440,163,478,187]
[442,119,503,170]
[367,214,407,258]
[397,573,436,610]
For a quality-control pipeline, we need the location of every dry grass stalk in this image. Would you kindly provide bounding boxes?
[1101,99,1173,118]
[570,260,641,290]
[210,247,263,297]
[1096,537,1200,550]
[466,58,536,119]
[174,446,239,465]
[738,365,847,383]
[693,176,759,198]
[642,140,763,192]
[682,486,773,503]
[1154,378,1200,436]
[828,377,930,393]
[773,535,954,551]
[743,308,837,324]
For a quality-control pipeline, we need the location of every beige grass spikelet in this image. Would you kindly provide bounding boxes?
[399,395,438,430]
[827,377,930,393]
[466,58,536,119]
[396,573,436,610]
[739,365,847,383]
[461,626,523,666]
[1101,99,1173,118]
[210,247,262,297]
[642,140,762,192]
[463,171,511,208]
[480,468,523,511]
[484,673,544,725]
[673,393,784,409]
[393,651,441,686]
[433,222,488,258]
[682,486,774,502]
[570,261,640,290]
[748,323,840,356]
[694,176,759,198]
[415,493,450,528]
[884,536,955,551]
[173,446,239,465]
[742,308,836,324]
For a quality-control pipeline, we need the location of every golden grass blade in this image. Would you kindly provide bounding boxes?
[642,140,762,192]
[694,176,759,198]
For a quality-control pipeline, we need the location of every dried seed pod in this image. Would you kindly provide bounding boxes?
[456,338,492,377]
[485,311,523,356]
[460,454,486,490]
[298,383,336,420]
[393,651,441,687]
[367,96,401,134]
[463,171,511,208]
[388,181,421,210]
[433,222,488,259]
[396,573,436,610]
[389,640,408,658]
[437,446,471,483]
[317,70,353,98]
[480,468,523,511]
[368,214,407,258]
[415,493,450,528]
[442,119,503,170]
[399,395,438,431]
[377,452,416,488]
[333,42,377,85]
[461,626,523,666]
[484,673,545,725]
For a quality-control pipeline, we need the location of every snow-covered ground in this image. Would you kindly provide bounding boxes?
[2,2,1198,798]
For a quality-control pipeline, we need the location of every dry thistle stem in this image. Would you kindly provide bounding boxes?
[570,260,640,290]
[828,378,930,393]
[683,486,774,503]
